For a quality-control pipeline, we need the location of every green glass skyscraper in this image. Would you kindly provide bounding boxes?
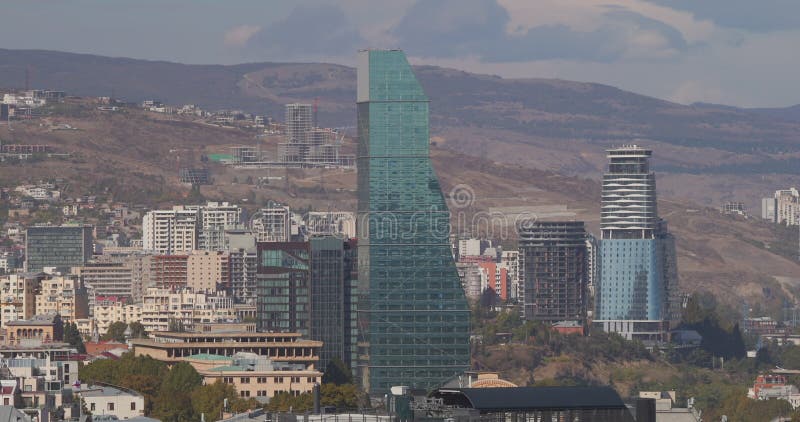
[356,49,470,395]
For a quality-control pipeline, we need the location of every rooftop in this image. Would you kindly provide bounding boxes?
[78,384,143,399]
[431,387,629,411]
[186,353,231,361]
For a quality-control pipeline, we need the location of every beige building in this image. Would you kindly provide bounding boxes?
[776,188,800,226]
[93,299,143,335]
[190,352,321,402]
[35,275,89,324]
[140,287,237,332]
[0,274,40,327]
[72,262,133,299]
[187,250,229,292]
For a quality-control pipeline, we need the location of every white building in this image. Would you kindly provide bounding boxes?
[775,188,800,226]
[140,287,237,333]
[458,238,482,258]
[142,207,199,255]
[499,251,519,300]
[306,211,356,238]
[78,384,145,420]
[252,205,291,242]
[189,202,242,251]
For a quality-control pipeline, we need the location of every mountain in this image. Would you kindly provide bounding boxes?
[3,49,800,210]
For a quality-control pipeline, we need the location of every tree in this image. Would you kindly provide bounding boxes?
[64,322,86,353]
[79,353,167,415]
[322,358,353,385]
[103,321,128,342]
[128,322,148,339]
[153,362,202,422]
[191,381,258,422]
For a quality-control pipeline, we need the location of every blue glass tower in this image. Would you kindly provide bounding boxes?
[594,146,679,341]
[356,49,470,395]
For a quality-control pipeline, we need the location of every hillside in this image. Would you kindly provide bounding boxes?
[2,49,800,209]
[1,104,798,313]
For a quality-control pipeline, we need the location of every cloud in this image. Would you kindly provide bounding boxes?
[391,0,690,62]
[224,25,261,47]
[246,4,364,58]
[644,0,800,32]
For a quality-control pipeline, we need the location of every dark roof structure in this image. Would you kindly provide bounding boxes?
[431,386,629,411]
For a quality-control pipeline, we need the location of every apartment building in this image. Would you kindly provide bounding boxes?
[72,262,133,298]
[186,250,229,292]
[142,207,199,254]
[34,275,89,324]
[140,287,236,333]
[0,273,40,326]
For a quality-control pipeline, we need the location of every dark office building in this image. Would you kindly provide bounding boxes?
[256,242,310,336]
[356,49,471,395]
[309,236,357,372]
[519,221,587,323]
[25,225,93,273]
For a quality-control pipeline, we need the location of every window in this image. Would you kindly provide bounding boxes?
[91,403,96,411]
[240,377,250,384]
[131,402,136,411]
[108,403,114,411]
[223,377,233,384]
[240,390,250,397]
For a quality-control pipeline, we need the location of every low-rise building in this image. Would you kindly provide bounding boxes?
[0,274,40,327]
[77,384,145,420]
[2,314,63,345]
[140,288,237,333]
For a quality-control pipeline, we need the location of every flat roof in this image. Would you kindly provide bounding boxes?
[150,331,302,339]
[186,353,231,361]
[432,387,628,411]
[79,384,143,398]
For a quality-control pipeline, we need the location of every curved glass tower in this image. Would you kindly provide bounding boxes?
[356,49,470,395]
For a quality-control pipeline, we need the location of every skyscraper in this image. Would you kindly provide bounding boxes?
[356,49,470,395]
[518,221,587,323]
[594,145,679,341]
[256,241,311,335]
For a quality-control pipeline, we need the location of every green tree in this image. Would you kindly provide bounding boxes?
[64,322,86,353]
[103,321,128,342]
[79,353,167,415]
[128,322,148,339]
[153,362,202,422]
[191,381,258,422]
[322,358,353,385]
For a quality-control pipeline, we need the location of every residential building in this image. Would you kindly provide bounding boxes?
[140,287,237,333]
[478,262,510,301]
[227,232,258,305]
[256,242,310,336]
[762,197,777,222]
[252,205,291,243]
[93,296,143,335]
[309,237,357,372]
[500,251,520,301]
[35,276,89,324]
[356,49,470,394]
[191,202,242,251]
[77,384,145,420]
[519,221,587,323]
[186,250,230,292]
[141,207,199,254]
[72,262,133,299]
[145,255,188,290]
[455,262,482,300]
[0,253,19,274]
[306,212,356,239]
[775,188,800,226]
[0,274,40,327]
[594,146,680,341]
[457,238,484,259]
[25,225,93,273]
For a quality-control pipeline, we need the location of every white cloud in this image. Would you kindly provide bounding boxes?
[224,25,261,47]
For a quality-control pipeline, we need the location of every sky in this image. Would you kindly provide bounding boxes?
[1,0,798,108]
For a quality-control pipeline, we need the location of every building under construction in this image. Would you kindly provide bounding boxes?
[277,104,354,167]
[519,221,587,323]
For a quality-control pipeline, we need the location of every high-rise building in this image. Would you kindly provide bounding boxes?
[256,242,310,336]
[186,250,230,293]
[72,262,134,298]
[356,49,471,394]
[25,225,93,273]
[594,146,679,341]
[226,231,258,304]
[518,221,587,323]
[775,189,800,225]
[499,250,520,300]
[309,236,357,372]
[142,207,199,255]
[306,212,357,239]
[762,197,777,222]
[35,275,90,324]
[252,205,292,243]
[142,203,242,254]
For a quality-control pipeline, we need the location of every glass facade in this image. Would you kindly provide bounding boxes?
[310,237,357,373]
[356,50,470,395]
[256,242,310,336]
[25,225,93,273]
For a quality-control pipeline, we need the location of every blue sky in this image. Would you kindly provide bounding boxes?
[1,0,798,107]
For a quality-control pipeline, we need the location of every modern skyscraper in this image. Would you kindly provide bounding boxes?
[356,49,471,394]
[594,145,679,341]
[25,225,93,273]
[309,236,357,372]
[519,221,587,323]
